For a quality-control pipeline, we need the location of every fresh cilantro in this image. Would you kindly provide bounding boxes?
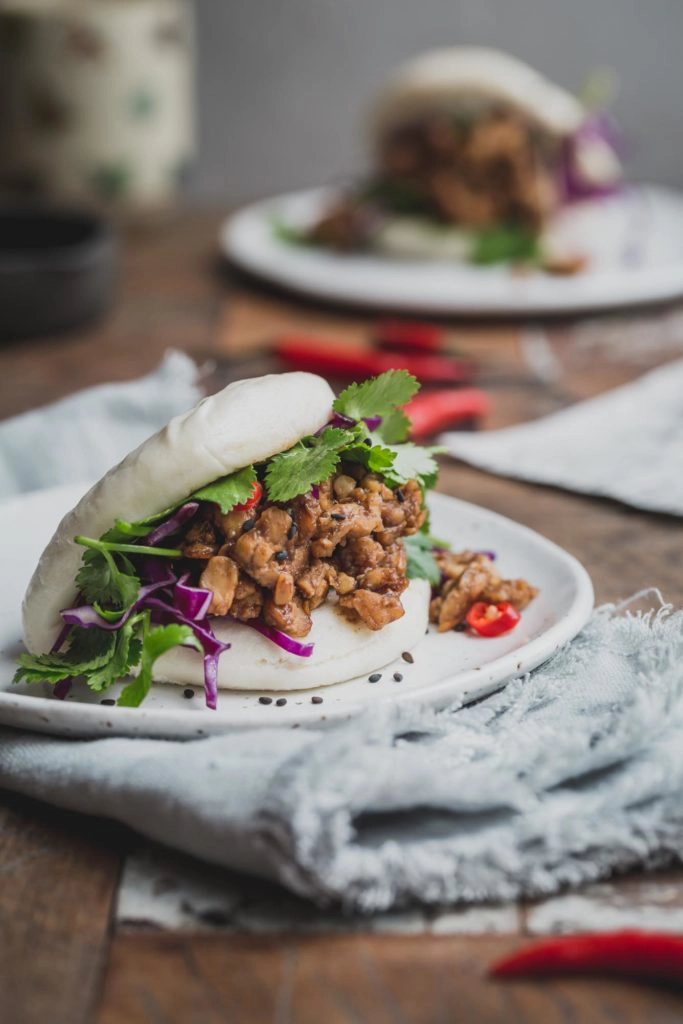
[87,618,142,692]
[118,622,201,708]
[265,427,355,502]
[76,547,140,609]
[191,465,257,514]
[405,536,441,586]
[333,370,418,422]
[472,224,540,266]
[383,444,446,490]
[372,407,412,444]
[341,442,396,476]
[404,529,450,585]
[271,215,309,247]
[14,627,116,686]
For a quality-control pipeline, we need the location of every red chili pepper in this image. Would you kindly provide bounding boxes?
[404,388,491,438]
[233,480,262,511]
[466,601,521,637]
[490,931,683,988]
[275,336,473,385]
[374,319,443,352]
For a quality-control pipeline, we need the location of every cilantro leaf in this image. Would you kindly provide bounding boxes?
[383,444,445,490]
[404,534,442,586]
[341,442,396,475]
[333,370,419,421]
[472,224,540,266]
[13,627,116,686]
[191,465,257,514]
[76,548,140,609]
[265,428,355,502]
[117,624,201,708]
[373,407,411,444]
[86,619,142,692]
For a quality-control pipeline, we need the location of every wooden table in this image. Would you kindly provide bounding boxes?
[2,212,683,1024]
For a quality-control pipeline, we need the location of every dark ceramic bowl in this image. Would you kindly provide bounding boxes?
[0,207,118,339]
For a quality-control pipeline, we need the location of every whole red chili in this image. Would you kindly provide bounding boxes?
[490,931,683,988]
[233,480,262,512]
[466,601,521,638]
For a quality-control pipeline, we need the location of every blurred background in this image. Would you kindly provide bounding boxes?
[191,0,683,203]
[1,0,682,210]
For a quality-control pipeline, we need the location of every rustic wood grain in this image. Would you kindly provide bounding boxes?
[97,933,683,1024]
[0,794,125,1024]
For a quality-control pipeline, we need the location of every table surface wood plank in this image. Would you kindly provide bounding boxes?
[1,210,682,1023]
[0,795,126,1024]
[97,933,683,1024]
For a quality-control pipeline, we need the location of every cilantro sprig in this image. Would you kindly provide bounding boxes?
[265,370,442,502]
[14,612,199,709]
[332,369,419,421]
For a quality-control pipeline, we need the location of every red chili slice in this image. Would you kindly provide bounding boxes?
[489,931,683,987]
[233,480,262,512]
[466,601,521,637]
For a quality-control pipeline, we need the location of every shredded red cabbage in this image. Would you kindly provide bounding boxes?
[50,620,72,654]
[60,573,176,631]
[175,574,212,621]
[232,616,314,658]
[363,415,382,431]
[145,596,231,708]
[146,502,199,546]
[329,412,355,429]
[54,678,72,700]
[203,654,219,710]
[310,484,320,499]
[561,113,624,202]
[141,557,174,584]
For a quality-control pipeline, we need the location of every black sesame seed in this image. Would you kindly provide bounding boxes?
[287,522,298,539]
[368,672,382,683]
[258,696,273,705]
[242,517,256,532]
[330,512,345,521]
[396,488,405,503]
[276,697,287,706]
[183,688,195,699]
[274,550,288,562]
[100,698,115,706]
[311,695,323,704]
[401,651,414,664]
[393,672,403,682]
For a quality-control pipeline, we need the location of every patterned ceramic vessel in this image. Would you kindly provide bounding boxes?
[0,0,195,212]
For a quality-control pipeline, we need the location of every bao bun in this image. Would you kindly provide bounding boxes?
[371,47,585,144]
[22,371,430,691]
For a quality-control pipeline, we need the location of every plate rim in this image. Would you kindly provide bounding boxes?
[221,184,683,316]
[0,487,594,738]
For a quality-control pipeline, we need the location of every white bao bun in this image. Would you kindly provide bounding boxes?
[370,47,585,144]
[22,370,432,692]
[23,372,334,655]
[153,578,430,691]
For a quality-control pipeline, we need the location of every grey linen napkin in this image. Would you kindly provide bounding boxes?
[441,358,683,516]
[0,350,201,497]
[2,358,681,911]
[1,595,682,912]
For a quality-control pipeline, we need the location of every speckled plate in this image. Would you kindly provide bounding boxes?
[0,482,593,738]
[222,184,683,316]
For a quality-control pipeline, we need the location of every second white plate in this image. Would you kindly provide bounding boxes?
[222,184,683,316]
[0,483,593,739]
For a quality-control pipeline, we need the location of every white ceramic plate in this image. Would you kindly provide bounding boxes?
[0,482,593,739]
[222,184,683,316]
